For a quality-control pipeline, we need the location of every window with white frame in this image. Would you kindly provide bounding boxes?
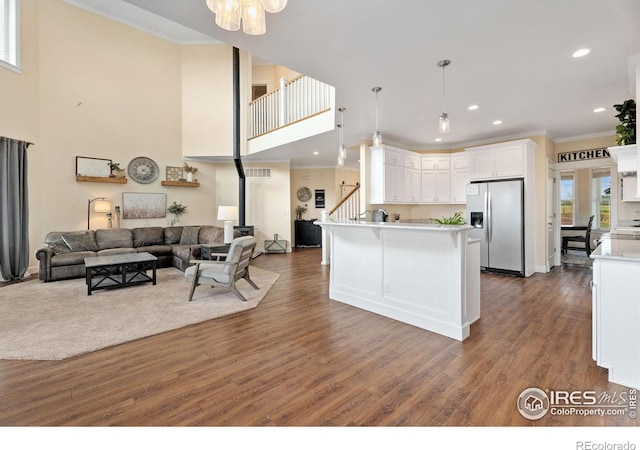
[0,0,19,71]
[560,171,575,225]
[592,167,611,230]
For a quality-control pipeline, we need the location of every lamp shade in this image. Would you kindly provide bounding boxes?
[94,200,112,213]
[217,205,238,221]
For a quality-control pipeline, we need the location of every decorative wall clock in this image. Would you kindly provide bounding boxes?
[128,157,159,184]
[297,186,312,202]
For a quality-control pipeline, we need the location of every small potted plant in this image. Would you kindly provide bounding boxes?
[295,204,307,220]
[613,99,636,146]
[108,162,125,178]
[167,201,187,226]
[183,163,198,183]
[432,211,466,225]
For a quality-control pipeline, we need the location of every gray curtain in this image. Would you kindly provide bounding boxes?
[0,137,30,281]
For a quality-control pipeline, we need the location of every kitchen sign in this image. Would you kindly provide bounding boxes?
[557,147,610,163]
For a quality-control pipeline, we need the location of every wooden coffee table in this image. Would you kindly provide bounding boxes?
[84,252,158,296]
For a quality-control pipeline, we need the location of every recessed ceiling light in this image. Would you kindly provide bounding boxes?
[593,107,606,113]
[468,104,479,111]
[493,120,503,125]
[435,138,442,142]
[313,151,319,155]
[572,48,590,58]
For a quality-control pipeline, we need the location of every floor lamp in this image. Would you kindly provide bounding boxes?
[217,205,238,244]
[88,197,112,230]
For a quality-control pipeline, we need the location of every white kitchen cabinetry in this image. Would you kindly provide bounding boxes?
[370,145,408,204]
[467,139,535,181]
[421,168,450,203]
[450,153,469,204]
[591,240,640,389]
[622,176,639,202]
[403,155,421,203]
[421,154,452,203]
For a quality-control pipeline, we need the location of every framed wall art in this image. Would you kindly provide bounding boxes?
[166,166,184,182]
[122,192,166,219]
[76,156,111,177]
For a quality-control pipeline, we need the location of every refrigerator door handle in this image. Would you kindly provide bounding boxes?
[487,191,492,243]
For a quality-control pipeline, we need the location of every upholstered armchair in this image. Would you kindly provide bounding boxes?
[184,236,259,302]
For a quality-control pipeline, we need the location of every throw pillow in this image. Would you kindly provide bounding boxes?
[45,236,71,254]
[179,226,200,245]
[61,231,100,252]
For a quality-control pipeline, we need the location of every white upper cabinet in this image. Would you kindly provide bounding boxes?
[450,153,469,204]
[466,139,536,181]
[420,154,451,203]
[370,145,410,204]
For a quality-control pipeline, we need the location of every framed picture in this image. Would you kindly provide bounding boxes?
[122,192,166,219]
[315,189,325,208]
[166,166,183,182]
[76,156,111,177]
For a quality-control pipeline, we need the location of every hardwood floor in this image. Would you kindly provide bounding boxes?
[0,249,635,427]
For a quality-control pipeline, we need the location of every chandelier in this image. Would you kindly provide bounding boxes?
[206,0,288,35]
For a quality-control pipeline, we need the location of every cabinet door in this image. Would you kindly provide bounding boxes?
[470,150,495,179]
[451,168,469,203]
[404,168,420,202]
[384,164,404,202]
[495,145,524,177]
[421,170,436,202]
[383,148,403,165]
[435,170,451,203]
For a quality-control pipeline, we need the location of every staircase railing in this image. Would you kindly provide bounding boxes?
[249,75,332,139]
[321,183,361,265]
[329,183,361,221]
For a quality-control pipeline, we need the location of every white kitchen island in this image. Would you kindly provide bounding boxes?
[591,234,640,389]
[316,220,479,341]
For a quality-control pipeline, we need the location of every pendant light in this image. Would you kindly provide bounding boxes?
[206,0,287,35]
[437,59,451,134]
[337,107,347,167]
[372,87,382,146]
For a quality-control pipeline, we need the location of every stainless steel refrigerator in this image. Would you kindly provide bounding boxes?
[466,178,525,276]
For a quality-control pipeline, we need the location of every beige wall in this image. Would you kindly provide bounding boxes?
[0,0,244,272]
[251,64,300,95]
[216,162,292,250]
[181,45,233,157]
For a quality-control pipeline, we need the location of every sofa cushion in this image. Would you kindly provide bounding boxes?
[164,226,183,245]
[61,231,99,252]
[95,229,133,250]
[45,235,71,254]
[97,248,137,257]
[132,227,164,247]
[180,226,200,245]
[51,251,97,267]
[198,226,225,244]
[137,245,172,256]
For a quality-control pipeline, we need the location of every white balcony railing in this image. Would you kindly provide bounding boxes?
[249,75,333,139]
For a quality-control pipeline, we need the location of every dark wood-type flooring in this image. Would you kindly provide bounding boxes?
[0,249,635,426]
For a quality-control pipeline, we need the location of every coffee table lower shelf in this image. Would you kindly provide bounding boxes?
[84,252,158,296]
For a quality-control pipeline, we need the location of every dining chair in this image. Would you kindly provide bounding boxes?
[562,215,594,256]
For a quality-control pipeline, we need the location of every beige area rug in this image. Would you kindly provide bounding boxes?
[0,267,279,360]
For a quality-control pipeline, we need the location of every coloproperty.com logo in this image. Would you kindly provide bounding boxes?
[517,387,637,420]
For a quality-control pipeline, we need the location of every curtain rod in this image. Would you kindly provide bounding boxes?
[1,136,34,146]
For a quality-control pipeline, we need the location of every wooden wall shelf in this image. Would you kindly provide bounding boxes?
[76,175,127,184]
[161,181,200,187]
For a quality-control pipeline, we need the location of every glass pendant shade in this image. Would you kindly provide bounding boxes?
[372,130,382,146]
[262,0,287,13]
[208,0,284,34]
[337,108,346,167]
[439,112,450,134]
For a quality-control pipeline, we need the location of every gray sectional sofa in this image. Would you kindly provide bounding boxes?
[35,225,238,282]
